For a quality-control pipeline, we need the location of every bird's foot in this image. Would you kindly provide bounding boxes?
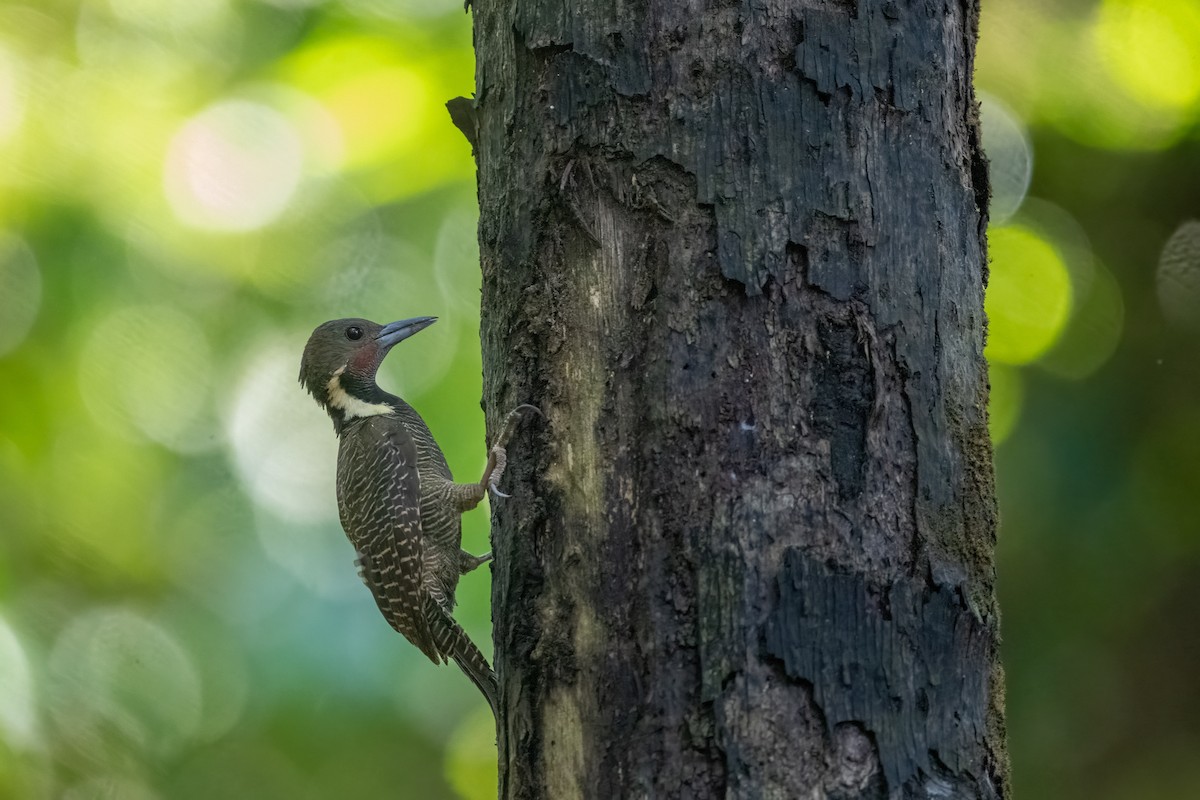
[486,445,509,497]
[460,550,492,574]
[480,404,542,498]
[496,404,544,448]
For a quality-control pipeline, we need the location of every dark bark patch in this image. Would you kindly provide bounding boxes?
[766,548,998,796]
[812,315,873,500]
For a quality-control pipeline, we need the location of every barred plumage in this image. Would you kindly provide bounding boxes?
[336,411,495,712]
[299,316,507,717]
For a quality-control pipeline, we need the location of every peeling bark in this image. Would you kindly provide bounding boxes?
[465,0,1008,797]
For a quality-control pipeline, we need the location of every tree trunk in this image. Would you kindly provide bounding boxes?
[467,0,1008,797]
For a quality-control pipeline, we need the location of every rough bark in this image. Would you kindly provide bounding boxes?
[465,0,1008,797]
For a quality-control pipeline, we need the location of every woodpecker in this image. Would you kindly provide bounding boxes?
[299,316,534,717]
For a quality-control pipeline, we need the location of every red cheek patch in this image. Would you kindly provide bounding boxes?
[348,344,381,375]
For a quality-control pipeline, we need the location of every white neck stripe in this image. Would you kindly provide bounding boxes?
[327,368,393,420]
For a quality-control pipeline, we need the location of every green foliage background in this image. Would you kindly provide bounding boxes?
[0,1,1196,798]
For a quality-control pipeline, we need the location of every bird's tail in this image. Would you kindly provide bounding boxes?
[426,595,498,718]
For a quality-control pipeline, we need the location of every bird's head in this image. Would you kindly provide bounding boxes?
[299,316,436,423]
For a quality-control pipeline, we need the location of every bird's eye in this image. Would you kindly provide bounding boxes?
[346,326,363,341]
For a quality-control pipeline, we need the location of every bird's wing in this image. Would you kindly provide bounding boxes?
[338,418,441,664]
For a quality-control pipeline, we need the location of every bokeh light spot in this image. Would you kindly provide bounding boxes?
[226,339,338,522]
[979,94,1032,224]
[278,36,440,175]
[985,226,1073,365]
[275,32,474,199]
[1157,220,1200,333]
[0,613,37,750]
[79,305,215,451]
[988,363,1023,445]
[0,233,41,357]
[47,609,202,761]
[165,99,303,231]
[1094,0,1200,111]
[1016,6,1190,151]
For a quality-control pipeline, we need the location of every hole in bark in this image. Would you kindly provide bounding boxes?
[786,241,809,285]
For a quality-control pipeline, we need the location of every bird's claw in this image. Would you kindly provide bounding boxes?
[484,443,509,497]
[480,403,541,499]
[460,550,492,574]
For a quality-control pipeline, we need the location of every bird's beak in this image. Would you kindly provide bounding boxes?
[376,316,438,349]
